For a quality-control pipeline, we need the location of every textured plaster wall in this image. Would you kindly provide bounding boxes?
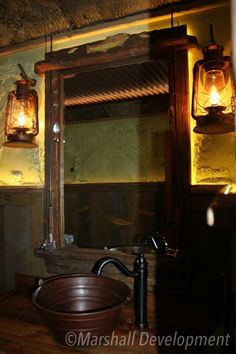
[64,113,168,184]
[0,48,45,186]
[192,133,236,184]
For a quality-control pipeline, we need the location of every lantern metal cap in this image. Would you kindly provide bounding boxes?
[202,24,224,61]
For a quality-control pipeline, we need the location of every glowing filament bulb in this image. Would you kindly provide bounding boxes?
[209,85,220,105]
[17,110,26,127]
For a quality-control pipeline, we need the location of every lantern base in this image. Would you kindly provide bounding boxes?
[3,141,38,148]
[4,134,38,148]
[193,113,235,134]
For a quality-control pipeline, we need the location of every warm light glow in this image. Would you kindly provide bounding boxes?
[206,206,215,226]
[209,85,220,106]
[221,183,236,195]
[224,183,232,195]
[17,109,26,127]
[204,69,226,108]
[205,70,225,92]
[193,68,229,113]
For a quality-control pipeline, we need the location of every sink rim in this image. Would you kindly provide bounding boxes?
[32,273,130,316]
[106,245,154,255]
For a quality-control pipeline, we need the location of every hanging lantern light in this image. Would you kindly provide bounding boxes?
[192,25,235,134]
[4,64,39,148]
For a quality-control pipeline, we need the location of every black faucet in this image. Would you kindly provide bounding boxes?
[92,253,148,328]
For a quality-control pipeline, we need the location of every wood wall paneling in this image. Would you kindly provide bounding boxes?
[0,189,46,293]
[64,183,165,248]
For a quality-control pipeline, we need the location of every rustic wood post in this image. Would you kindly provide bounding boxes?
[166,48,191,248]
[45,71,64,248]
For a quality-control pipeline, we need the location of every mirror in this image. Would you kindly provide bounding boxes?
[63,98,169,248]
[63,58,170,248]
[37,25,196,250]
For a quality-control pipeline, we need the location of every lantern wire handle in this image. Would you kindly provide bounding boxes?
[209,24,216,45]
[17,63,36,87]
[171,5,174,28]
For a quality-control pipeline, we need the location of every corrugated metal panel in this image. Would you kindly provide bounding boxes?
[64,60,169,106]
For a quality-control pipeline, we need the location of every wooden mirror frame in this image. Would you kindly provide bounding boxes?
[35,25,197,249]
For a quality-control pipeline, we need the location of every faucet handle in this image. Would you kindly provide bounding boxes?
[156,232,168,254]
[142,231,168,254]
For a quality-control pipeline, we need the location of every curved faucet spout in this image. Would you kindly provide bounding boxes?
[91,253,148,328]
[92,256,138,277]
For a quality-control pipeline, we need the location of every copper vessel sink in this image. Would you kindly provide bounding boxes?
[32,274,130,347]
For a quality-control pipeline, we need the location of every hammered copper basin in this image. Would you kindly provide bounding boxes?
[32,274,130,347]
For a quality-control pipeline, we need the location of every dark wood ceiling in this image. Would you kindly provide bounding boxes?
[0,0,204,49]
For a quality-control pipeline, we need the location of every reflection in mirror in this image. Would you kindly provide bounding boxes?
[63,59,169,248]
